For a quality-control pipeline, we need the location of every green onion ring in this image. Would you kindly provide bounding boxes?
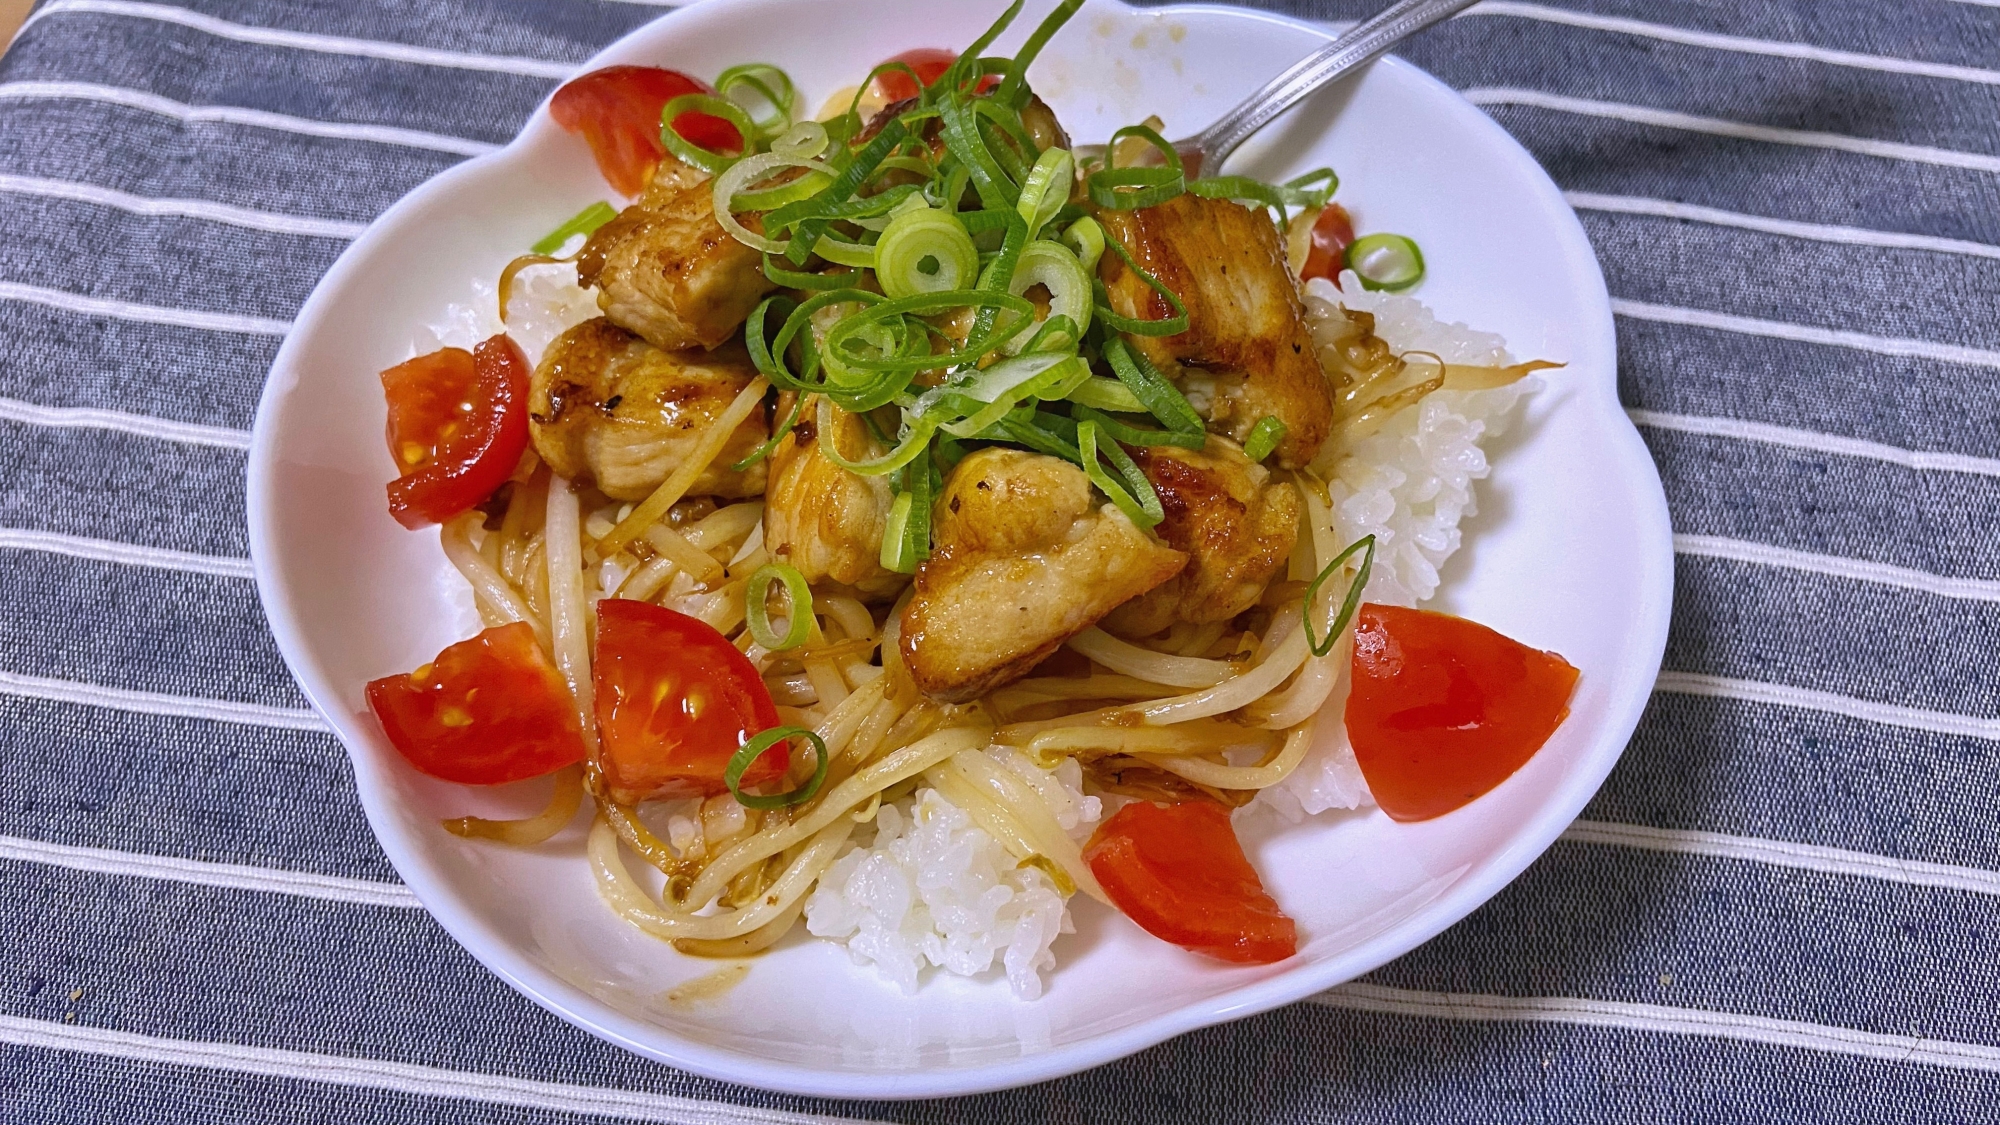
[1077,420,1164,528]
[1071,403,1205,450]
[729,391,804,471]
[1344,233,1426,291]
[726,726,829,810]
[1061,215,1105,275]
[1101,336,1205,438]
[1242,415,1288,462]
[1015,146,1074,237]
[875,207,980,299]
[817,397,937,476]
[660,93,760,176]
[745,562,814,651]
[530,201,617,255]
[1304,534,1376,657]
[1092,232,1190,337]
[1086,124,1185,211]
[715,63,796,141]
[1063,376,1146,414]
[761,254,853,291]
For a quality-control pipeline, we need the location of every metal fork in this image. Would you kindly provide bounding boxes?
[1077,0,1485,176]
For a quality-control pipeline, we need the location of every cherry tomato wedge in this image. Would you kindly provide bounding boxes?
[381,335,529,530]
[1346,604,1580,822]
[549,66,744,197]
[869,48,999,103]
[592,598,788,804]
[1083,799,1296,964]
[366,623,587,785]
[1299,202,1356,286]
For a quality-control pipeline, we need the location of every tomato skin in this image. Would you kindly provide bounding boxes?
[1299,203,1356,285]
[549,66,743,197]
[382,335,530,530]
[366,623,587,784]
[1083,800,1296,964]
[592,598,787,804]
[1346,604,1580,822]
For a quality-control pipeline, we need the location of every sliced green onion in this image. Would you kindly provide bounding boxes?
[940,89,1020,212]
[746,562,814,651]
[1186,167,1339,223]
[1304,534,1376,657]
[879,455,934,573]
[1086,124,1185,211]
[874,207,979,299]
[1101,336,1205,439]
[779,119,909,264]
[992,0,1083,108]
[660,93,759,175]
[1001,240,1092,351]
[730,391,804,471]
[1015,146,1074,236]
[822,289,1034,384]
[1062,215,1105,275]
[715,63,796,141]
[731,169,832,213]
[1242,416,1287,462]
[1093,233,1190,337]
[935,353,1090,438]
[817,397,936,477]
[530,201,617,255]
[762,254,851,291]
[1064,376,1147,414]
[811,231,879,270]
[727,726,829,810]
[712,152,837,255]
[1020,312,1080,355]
[1344,233,1426,291]
[1077,420,1164,529]
[940,0,1026,95]
[1071,404,1205,449]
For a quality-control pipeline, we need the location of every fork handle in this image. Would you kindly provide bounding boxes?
[1189,0,1485,172]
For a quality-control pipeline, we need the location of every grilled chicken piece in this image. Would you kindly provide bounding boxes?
[529,318,766,501]
[1096,192,1334,469]
[577,155,775,352]
[1102,441,1301,637]
[763,403,906,601]
[901,448,1186,702]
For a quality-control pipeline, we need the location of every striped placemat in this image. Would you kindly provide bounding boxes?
[2,1,1995,1120]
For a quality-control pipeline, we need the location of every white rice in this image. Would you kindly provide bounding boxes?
[1256,271,1533,821]
[804,752,1100,999]
[424,263,598,368]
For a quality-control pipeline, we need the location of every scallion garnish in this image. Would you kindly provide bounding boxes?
[530,201,617,255]
[1304,535,1377,657]
[745,562,814,651]
[1242,416,1288,463]
[1344,233,1425,291]
[692,0,1355,576]
[726,726,829,810]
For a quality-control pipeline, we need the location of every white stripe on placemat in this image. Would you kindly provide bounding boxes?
[1674,534,2000,603]
[21,1,578,80]
[0,835,418,908]
[1314,984,2000,1072]
[0,1017,887,1125]
[0,527,253,579]
[1628,409,2000,478]
[1654,672,2000,741]
[0,670,329,732]
[0,173,366,239]
[0,279,290,336]
[1611,299,2000,370]
[0,81,498,157]
[1567,193,2000,261]
[0,395,250,449]
[1463,88,2000,174]
[1471,2,2000,86]
[1562,821,2000,897]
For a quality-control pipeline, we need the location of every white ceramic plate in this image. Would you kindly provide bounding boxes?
[248,0,1672,1099]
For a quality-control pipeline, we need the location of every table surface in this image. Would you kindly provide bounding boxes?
[2,1,1997,1122]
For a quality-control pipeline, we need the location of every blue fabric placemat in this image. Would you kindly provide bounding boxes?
[3,0,1996,1120]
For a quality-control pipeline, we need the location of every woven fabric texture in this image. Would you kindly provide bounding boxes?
[1,0,1996,1121]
